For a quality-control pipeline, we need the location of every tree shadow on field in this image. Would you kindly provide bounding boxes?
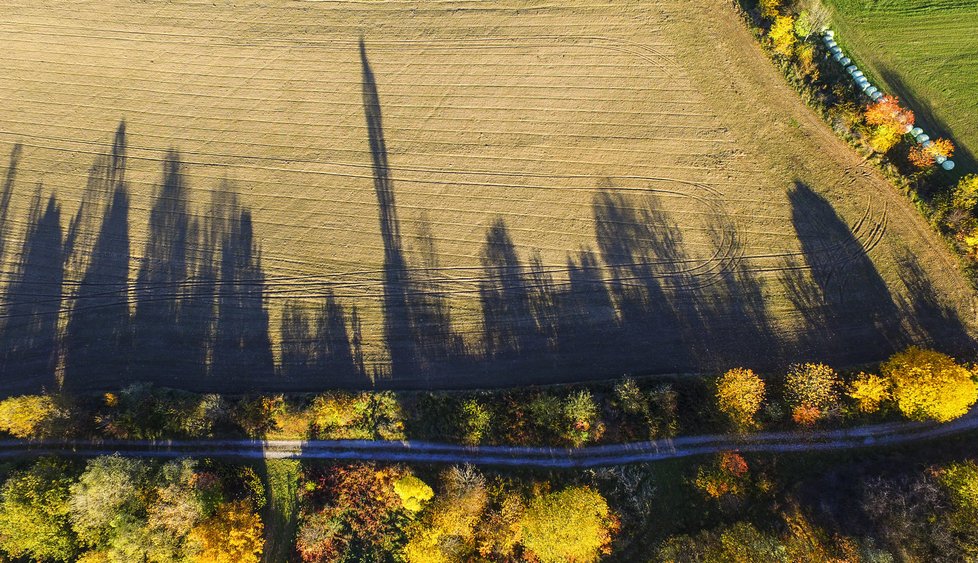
[361,38,417,382]
[779,181,906,364]
[210,190,275,391]
[0,189,63,394]
[361,40,470,385]
[593,189,694,372]
[130,150,194,387]
[590,189,780,374]
[62,122,132,390]
[892,250,974,355]
[279,291,363,387]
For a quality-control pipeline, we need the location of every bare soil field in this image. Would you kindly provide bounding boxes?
[0,0,973,392]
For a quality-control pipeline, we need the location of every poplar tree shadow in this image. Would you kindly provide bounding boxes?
[0,190,63,394]
[361,38,417,381]
[62,122,132,390]
[279,290,363,387]
[779,181,906,364]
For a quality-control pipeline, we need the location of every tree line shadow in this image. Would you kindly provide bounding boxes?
[0,43,971,395]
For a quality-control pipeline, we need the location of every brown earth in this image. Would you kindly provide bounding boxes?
[0,0,972,391]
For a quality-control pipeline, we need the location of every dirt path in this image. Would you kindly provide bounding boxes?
[2,410,974,468]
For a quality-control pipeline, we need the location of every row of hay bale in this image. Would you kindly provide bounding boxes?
[821,29,955,171]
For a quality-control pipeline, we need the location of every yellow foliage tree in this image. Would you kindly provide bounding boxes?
[759,0,782,20]
[785,363,841,426]
[0,395,64,439]
[769,16,798,57]
[868,124,903,154]
[394,475,434,513]
[519,486,617,563]
[953,174,978,212]
[404,469,488,563]
[716,368,766,430]
[881,347,978,422]
[187,500,264,563]
[848,373,891,413]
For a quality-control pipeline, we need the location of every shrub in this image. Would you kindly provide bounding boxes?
[458,398,491,446]
[563,390,602,447]
[952,174,978,213]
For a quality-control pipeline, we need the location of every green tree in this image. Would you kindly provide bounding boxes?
[520,486,617,563]
[458,398,491,446]
[69,455,148,547]
[0,458,78,561]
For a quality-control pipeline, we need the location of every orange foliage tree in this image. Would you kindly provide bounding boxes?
[864,97,914,154]
[909,138,955,169]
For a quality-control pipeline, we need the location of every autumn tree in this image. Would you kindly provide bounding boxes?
[759,0,782,19]
[769,15,798,57]
[186,500,264,563]
[519,486,617,563]
[881,347,978,422]
[864,96,914,154]
[404,465,488,563]
[295,463,405,561]
[784,363,841,425]
[848,372,891,414]
[716,368,766,430]
[694,451,750,501]
[394,474,434,513]
[0,458,78,562]
[0,394,67,438]
[909,138,955,168]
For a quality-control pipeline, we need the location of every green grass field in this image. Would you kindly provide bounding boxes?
[825,0,978,172]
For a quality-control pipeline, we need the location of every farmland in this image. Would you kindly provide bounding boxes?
[0,0,974,393]
[824,0,978,172]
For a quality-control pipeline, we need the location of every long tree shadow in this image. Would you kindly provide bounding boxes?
[593,190,693,372]
[130,150,193,386]
[0,190,63,393]
[211,191,275,390]
[361,38,417,382]
[893,250,974,354]
[62,122,132,390]
[280,290,363,387]
[780,181,906,364]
